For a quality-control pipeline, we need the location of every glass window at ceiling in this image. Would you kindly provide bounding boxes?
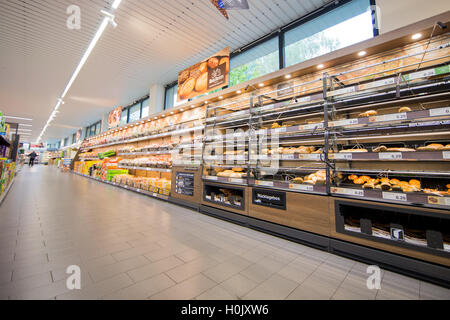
[120,108,128,125]
[129,103,141,123]
[284,0,373,67]
[95,122,101,135]
[141,98,150,118]
[230,36,279,87]
[165,85,187,109]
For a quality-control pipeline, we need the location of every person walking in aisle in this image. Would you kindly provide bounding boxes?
[28,151,37,167]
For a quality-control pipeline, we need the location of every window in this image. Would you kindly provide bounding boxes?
[165,85,187,109]
[129,103,141,123]
[230,36,279,87]
[95,121,101,135]
[284,0,373,67]
[141,98,150,118]
[72,133,76,144]
[64,137,69,147]
[120,108,128,125]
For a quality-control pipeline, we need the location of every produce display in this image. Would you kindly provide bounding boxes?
[111,174,171,196]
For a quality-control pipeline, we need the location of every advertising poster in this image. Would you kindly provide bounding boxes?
[76,129,82,142]
[108,106,122,128]
[177,47,230,101]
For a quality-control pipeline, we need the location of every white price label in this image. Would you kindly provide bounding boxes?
[282,154,295,160]
[359,77,396,90]
[328,86,356,97]
[429,107,450,117]
[331,187,364,197]
[289,184,314,191]
[443,151,450,160]
[230,178,244,184]
[273,127,287,133]
[379,152,403,160]
[152,193,157,197]
[382,192,407,202]
[329,118,358,127]
[428,196,450,206]
[206,176,218,180]
[299,123,324,130]
[331,153,353,160]
[256,180,274,187]
[383,113,408,122]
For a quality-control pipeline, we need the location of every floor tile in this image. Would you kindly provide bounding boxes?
[149,274,216,300]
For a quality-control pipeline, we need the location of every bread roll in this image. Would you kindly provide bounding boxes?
[208,57,219,69]
[386,147,416,152]
[292,177,304,184]
[219,57,229,73]
[417,143,444,151]
[353,178,365,185]
[373,145,388,153]
[409,179,421,189]
[348,175,358,181]
[195,72,208,92]
[179,77,196,99]
[398,107,412,113]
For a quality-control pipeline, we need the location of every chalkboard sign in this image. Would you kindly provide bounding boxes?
[175,172,195,196]
[252,188,286,210]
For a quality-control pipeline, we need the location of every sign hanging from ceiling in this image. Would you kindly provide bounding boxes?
[220,0,249,10]
[108,106,122,128]
[177,47,230,102]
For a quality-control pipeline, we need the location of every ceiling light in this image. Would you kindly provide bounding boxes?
[180,108,184,112]
[112,0,122,10]
[236,90,241,94]
[219,96,223,100]
[162,115,165,117]
[358,51,367,57]
[285,74,291,79]
[317,64,324,69]
[17,129,32,132]
[18,124,32,127]
[412,33,422,40]
[170,112,174,114]
[258,83,264,87]
[5,116,32,121]
[204,101,208,104]
[154,117,158,119]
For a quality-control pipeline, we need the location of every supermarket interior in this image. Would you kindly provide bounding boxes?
[1,0,450,302]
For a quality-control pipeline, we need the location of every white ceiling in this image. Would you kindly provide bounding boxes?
[0,0,331,142]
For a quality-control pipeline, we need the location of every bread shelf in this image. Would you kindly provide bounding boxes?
[330,151,450,161]
[118,165,171,173]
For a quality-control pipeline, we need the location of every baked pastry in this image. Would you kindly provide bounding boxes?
[390,179,400,185]
[441,144,450,151]
[208,57,219,69]
[409,179,421,189]
[360,176,371,183]
[373,145,388,153]
[292,177,304,184]
[232,167,244,172]
[219,57,229,73]
[348,175,358,181]
[198,62,208,73]
[179,70,190,83]
[398,107,412,113]
[179,77,196,99]
[358,110,377,117]
[417,143,444,151]
[380,182,391,191]
[386,147,416,152]
[190,68,202,79]
[363,182,374,189]
[195,72,208,92]
[340,148,368,153]
[446,184,450,189]
[353,178,365,185]
[272,122,281,129]
[391,185,403,192]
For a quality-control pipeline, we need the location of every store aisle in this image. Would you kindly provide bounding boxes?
[0,166,448,300]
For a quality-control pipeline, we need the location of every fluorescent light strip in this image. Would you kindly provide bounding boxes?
[37,2,122,143]
[5,116,33,121]
[19,124,32,127]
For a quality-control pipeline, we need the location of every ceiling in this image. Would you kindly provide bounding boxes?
[0,0,331,143]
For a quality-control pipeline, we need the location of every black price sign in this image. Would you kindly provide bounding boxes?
[252,188,286,210]
[176,172,195,196]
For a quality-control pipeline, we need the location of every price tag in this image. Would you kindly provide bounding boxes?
[331,187,364,197]
[382,192,407,202]
[427,196,450,206]
[384,113,408,122]
[289,184,314,191]
[328,86,356,97]
[329,118,358,127]
[273,127,287,133]
[299,123,324,130]
[443,151,450,160]
[379,152,403,160]
[282,154,295,160]
[230,178,244,184]
[331,153,353,160]
[207,176,218,181]
[152,193,157,197]
[359,77,396,90]
[429,107,450,117]
[256,180,274,187]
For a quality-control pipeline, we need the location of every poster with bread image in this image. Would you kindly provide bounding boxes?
[177,47,229,101]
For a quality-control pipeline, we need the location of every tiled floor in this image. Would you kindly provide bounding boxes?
[0,165,448,300]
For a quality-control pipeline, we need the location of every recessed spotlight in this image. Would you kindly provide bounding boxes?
[204,101,208,104]
[258,83,264,87]
[412,33,422,40]
[358,51,367,57]
[170,112,174,115]
[317,64,324,69]
[285,74,291,79]
[180,108,184,112]
[191,105,195,108]
[154,117,158,119]
[162,114,165,117]
[236,90,241,94]
[219,96,223,100]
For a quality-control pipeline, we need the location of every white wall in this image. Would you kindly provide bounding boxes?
[377,0,450,34]
[149,84,165,115]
